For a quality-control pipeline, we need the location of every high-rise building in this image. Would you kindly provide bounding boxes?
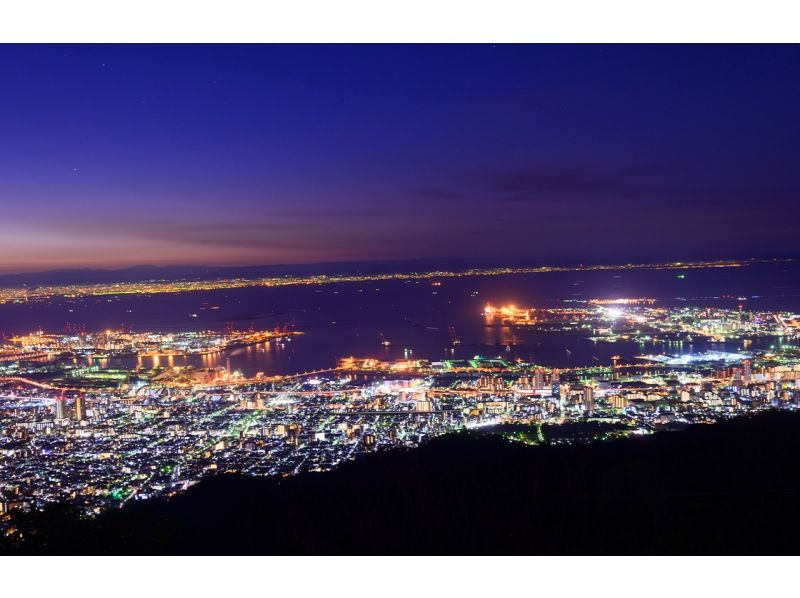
[287,423,301,445]
[551,371,562,399]
[583,386,594,414]
[74,396,86,421]
[558,383,569,411]
[743,359,752,382]
[552,382,561,400]
[54,398,67,420]
[534,370,545,390]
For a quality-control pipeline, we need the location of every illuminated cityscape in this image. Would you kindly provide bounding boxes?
[3,325,300,363]
[483,300,800,343]
[0,258,759,305]
[2,291,799,536]
[1,41,799,559]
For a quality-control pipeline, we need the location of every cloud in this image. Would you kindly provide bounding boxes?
[471,163,672,203]
[416,162,677,205]
[414,187,468,201]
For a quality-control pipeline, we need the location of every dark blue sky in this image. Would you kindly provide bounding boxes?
[0,44,798,272]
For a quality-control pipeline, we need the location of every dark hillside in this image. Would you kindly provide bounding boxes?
[7,411,800,554]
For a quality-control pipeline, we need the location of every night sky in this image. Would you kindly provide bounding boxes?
[1,44,798,273]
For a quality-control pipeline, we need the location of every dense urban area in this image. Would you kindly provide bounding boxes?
[1,291,799,539]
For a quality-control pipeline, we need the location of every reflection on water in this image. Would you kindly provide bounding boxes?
[0,262,797,377]
[98,340,296,378]
[78,331,788,379]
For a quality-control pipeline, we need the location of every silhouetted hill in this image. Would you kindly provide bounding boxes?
[6,411,800,554]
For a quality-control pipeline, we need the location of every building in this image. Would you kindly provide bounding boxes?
[534,370,545,390]
[610,395,628,410]
[583,386,594,414]
[74,396,86,421]
[54,397,68,420]
[483,400,508,415]
[551,370,561,397]
[743,359,752,382]
[415,396,433,412]
[477,376,505,392]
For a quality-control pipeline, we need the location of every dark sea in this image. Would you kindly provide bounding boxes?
[0,261,797,377]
